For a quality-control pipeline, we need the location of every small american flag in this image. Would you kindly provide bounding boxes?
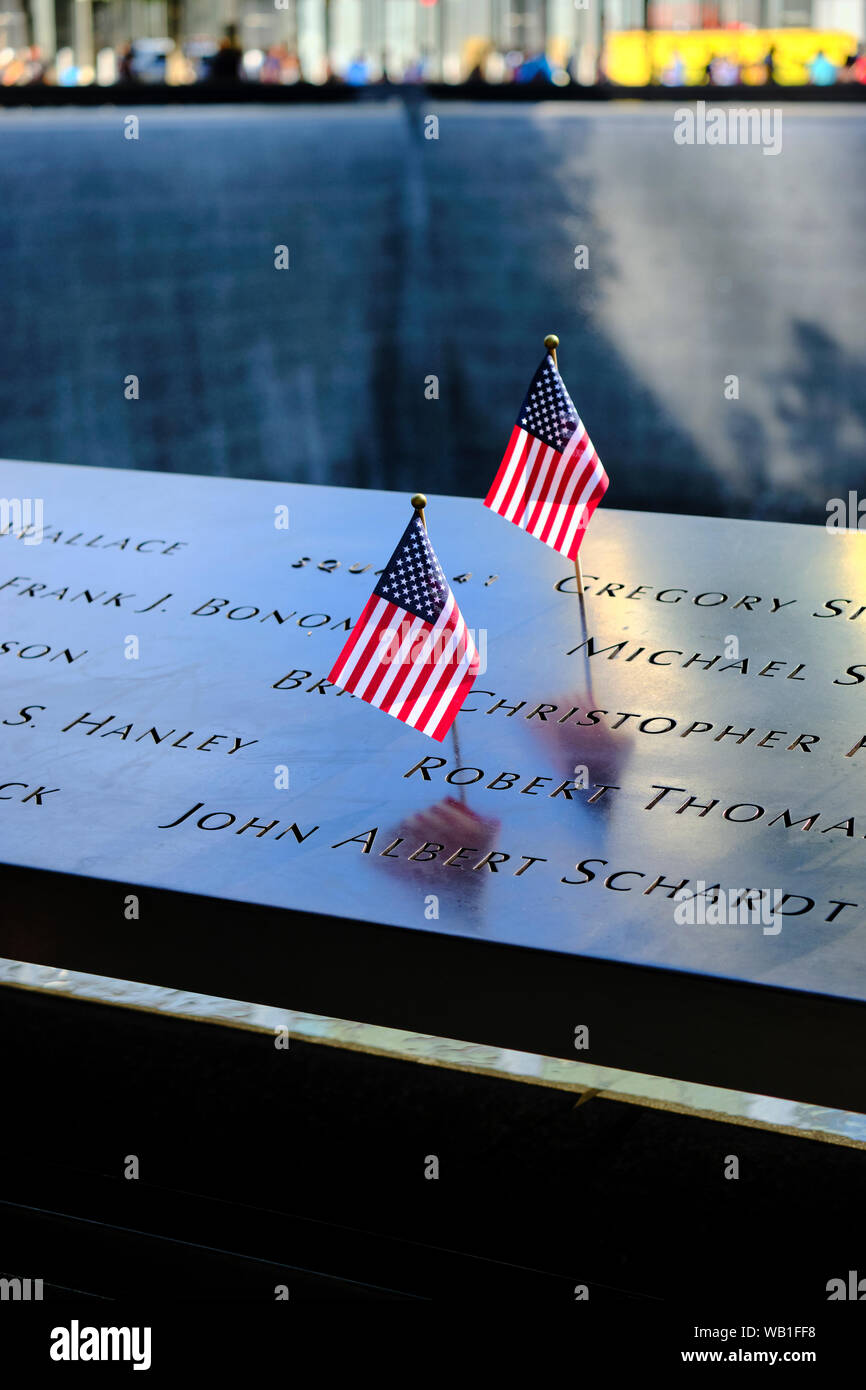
[328,511,479,742]
[485,352,609,560]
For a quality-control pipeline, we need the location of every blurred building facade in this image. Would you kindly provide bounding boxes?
[2,0,864,81]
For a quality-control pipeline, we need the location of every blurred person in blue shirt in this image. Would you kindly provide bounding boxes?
[809,50,837,85]
[517,51,553,84]
[345,54,370,86]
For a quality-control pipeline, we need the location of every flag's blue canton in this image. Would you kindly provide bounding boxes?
[374,515,449,624]
[518,354,580,453]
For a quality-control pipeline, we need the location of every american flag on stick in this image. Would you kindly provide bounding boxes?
[484,343,609,561]
[328,498,479,742]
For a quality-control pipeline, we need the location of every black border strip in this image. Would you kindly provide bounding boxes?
[2,861,864,1114]
[1,83,864,107]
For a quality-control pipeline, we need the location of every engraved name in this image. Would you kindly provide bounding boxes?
[154,805,859,925]
[273,670,866,762]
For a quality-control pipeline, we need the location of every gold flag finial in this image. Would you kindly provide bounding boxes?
[411,493,428,529]
[544,334,559,366]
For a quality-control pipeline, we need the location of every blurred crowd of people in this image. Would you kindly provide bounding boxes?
[0,44,47,85]
[659,43,866,85]
[2,28,866,89]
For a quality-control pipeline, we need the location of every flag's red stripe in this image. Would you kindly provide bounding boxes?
[539,451,599,549]
[334,600,398,693]
[421,622,480,739]
[378,619,436,717]
[525,426,587,536]
[426,627,479,740]
[566,470,610,560]
[547,441,596,516]
[391,607,461,725]
[365,611,426,705]
[328,594,382,686]
[484,426,522,508]
[535,442,595,542]
[359,634,399,702]
[523,447,566,535]
[410,613,469,733]
[494,431,533,522]
[512,441,552,530]
[552,461,609,555]
[363,612,425,706]
[429,664,479,742]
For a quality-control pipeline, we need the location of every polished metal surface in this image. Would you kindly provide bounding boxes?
[1,458,865,1008]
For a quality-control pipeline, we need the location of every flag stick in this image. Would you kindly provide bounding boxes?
[544,333,588,610]
[414,491,467,800]
[545,334,595,708]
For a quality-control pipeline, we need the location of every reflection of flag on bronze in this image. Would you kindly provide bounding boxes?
[328,511,479,742]
[527,692,633,794]
[484,352,609,561]
[378,798,501,887]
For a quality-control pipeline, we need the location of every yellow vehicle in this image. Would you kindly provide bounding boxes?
[604,28,858,86]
